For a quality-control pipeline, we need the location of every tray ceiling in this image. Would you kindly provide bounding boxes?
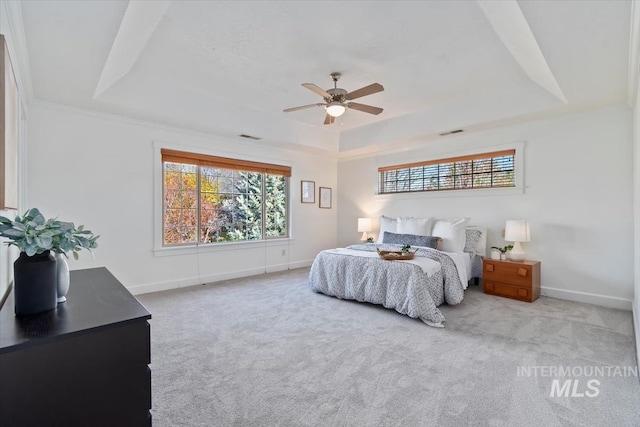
[19,0,631,153]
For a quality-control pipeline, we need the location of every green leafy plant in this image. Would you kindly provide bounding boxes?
[491,244,513,254]
[366,237,374,243]
[52,222,99,260]
[0,208,99,259]
[401,243,411,253]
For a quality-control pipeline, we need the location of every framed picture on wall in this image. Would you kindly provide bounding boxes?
[301,180,315,203]
[319,187,331,209]
[0,34,19,211]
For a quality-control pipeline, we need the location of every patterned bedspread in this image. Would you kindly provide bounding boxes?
[309,243,465,327]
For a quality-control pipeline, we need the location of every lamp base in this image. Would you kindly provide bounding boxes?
[509,241,526,261]
[360,231,369,241]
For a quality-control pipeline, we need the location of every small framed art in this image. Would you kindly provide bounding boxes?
[319,187,332,209]
[301,180,315,203]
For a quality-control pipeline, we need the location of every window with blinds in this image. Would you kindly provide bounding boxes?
[378,149,515,194]
[161,149,290,246]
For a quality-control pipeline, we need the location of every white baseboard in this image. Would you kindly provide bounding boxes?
[265,263,289,273]
[541,286,632,310]
[128,275,203,295]
[288,259,314,269]
[128,266,265,295]
[128,261,315,295]
[633,300,640,381]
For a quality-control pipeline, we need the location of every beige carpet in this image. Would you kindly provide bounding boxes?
[138,268,640,426]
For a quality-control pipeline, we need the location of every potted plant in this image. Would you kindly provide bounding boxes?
[0,208,99,316]
[491,244,513,261]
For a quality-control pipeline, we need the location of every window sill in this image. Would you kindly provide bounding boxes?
[153,238,294,257]
[374,186,524,200]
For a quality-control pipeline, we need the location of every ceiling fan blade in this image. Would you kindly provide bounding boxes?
[347,102,383,115]
[346,83,384,100]
[283,103,324,113]
[323,114,335,125]
[302,83,332,99]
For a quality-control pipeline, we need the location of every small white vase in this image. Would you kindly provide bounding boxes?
[55,253,70,303]
[500,253,507,261]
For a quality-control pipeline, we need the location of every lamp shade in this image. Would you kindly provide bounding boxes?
[504,220,530,261]
[326,102,346,117]
[357,218,372,233]
[358,217,372,241]
[504,220,530,242]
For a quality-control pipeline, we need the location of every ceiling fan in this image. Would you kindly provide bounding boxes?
[283,72,384,125]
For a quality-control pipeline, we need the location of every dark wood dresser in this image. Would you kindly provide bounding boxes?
[0,267,152,426]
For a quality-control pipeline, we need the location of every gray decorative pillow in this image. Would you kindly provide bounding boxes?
[464,229,483,257]
[382,231,441,249]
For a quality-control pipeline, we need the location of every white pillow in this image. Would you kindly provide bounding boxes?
[377,216,398,243]
[432,218,470,253]
[397,216,433,236]
[466,225,487,257]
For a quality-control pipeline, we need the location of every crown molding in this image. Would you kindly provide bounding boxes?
[30,100,338,159]
[628,0,640,107]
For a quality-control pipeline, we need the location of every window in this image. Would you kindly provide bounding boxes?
[378,149,515,194]
[162,149,290,246]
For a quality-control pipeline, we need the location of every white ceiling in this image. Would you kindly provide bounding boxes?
[19,0,632,154]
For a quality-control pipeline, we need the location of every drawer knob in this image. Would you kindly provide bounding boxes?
[486,264,494,272]
[517,267,528,277]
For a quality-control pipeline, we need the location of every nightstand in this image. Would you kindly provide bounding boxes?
[482,258,541,302]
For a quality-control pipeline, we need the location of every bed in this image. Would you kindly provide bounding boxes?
[308,217,486,327]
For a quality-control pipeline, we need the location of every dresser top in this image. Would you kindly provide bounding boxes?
[483,258,540,266]
[0,267,151,354]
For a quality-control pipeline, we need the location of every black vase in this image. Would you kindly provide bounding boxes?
[14,250,58,316]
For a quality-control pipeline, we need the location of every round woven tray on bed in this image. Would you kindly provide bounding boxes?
[377,248,417,260]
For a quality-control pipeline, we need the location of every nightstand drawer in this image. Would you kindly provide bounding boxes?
[483,261,534,287]
[482,258,540,302]
[483,280,531,302]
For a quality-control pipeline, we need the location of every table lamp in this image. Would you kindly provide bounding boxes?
[357,218,372,241]
[504,220,530,261]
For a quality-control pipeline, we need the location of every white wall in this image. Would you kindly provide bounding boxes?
[338,105,634,309]
[26,102,337,294]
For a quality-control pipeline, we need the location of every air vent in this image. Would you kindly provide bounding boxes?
[239,134,261,140]
[438,129,464,136]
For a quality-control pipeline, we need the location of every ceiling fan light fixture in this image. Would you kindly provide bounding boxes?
[325,102,346,117]
[284,74,383,124]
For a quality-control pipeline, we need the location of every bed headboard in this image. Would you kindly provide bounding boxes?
[375,215,487,257]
